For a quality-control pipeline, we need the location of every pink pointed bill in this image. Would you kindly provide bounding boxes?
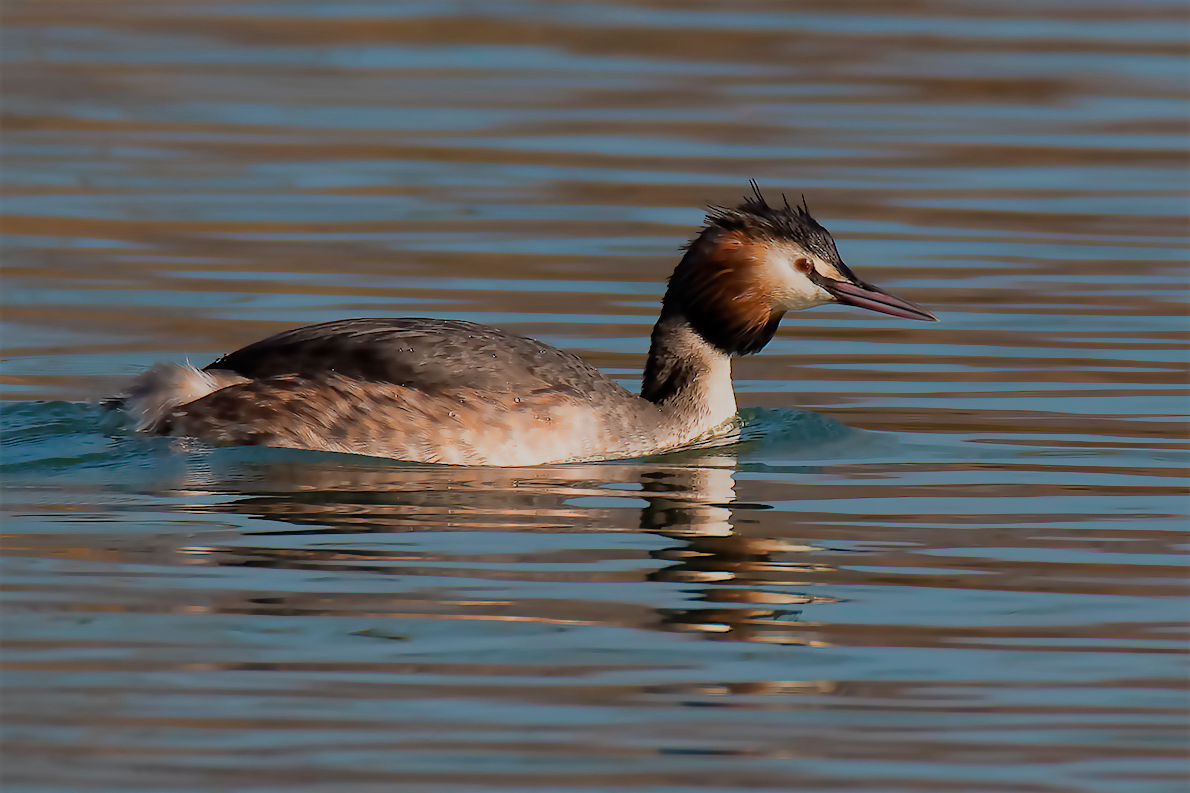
[823,279,938,322]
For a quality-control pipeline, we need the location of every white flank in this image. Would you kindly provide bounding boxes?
[121,363,246,432]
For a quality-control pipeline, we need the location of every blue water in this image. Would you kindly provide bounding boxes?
[3,0,1187,791]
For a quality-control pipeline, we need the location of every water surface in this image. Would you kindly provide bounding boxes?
[3,1,1187,791]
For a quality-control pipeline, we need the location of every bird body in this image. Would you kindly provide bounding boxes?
[117,186,936,466]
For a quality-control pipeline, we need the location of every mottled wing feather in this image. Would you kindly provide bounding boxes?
[170,318,656,463]
[204,318,630,400]
[160,374,502,463]
[161,371,656,466]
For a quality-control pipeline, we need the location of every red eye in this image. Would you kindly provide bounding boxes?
[794,258,814,275]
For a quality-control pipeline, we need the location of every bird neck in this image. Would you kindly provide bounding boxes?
[660,229,786,356]
[640,307,737,432]
[638,231,790,435]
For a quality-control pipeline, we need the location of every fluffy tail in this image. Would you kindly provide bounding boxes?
[113,363,248,432]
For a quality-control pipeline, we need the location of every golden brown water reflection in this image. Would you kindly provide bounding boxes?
[3,0,1187,791]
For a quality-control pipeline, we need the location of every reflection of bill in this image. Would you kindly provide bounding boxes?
[170,451,836,645]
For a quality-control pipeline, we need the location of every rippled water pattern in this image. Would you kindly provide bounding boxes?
[3,1,1187,791]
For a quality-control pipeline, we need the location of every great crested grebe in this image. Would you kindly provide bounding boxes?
[116,185,937,466]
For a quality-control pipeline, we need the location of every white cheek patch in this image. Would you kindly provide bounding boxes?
[766,251,837,310]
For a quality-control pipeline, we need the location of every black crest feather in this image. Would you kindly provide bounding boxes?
[653,184,857,360]
[701,183,851,278]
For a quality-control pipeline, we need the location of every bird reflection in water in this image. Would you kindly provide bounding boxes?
[637,461,838,645]
[169,450,839,646]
